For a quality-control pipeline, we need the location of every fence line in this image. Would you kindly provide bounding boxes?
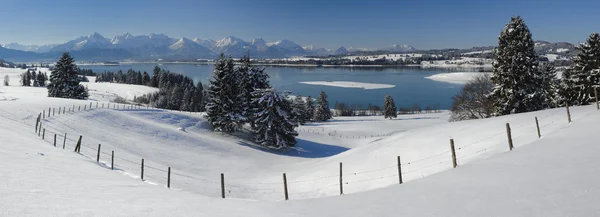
[30,103,594,201]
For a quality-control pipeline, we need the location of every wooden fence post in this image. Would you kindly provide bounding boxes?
[96,144,101,162]
[63,107,66,114]
[53,134,57,147]
[58,107,61,115]
[42,128,45,140]
[75,135,82,153]
[339,162,343,195]
[78,105,81,111]
[111,151,114,170]
[167,167,171,188]
[283,173,289,200]
[84,105,87,110]
[95,102,97,108]
[35,115,39,133]
[535,117,541,138]
[141,159,144,180]
[566,103,572,123]
[38,122,42,136]
[48,107,51,117]
[43,110,45,119]
[397,156,403,184]
[221,173,225,198]
[450,139,457,168]
[506,123,514,151]
[63,133,67,149]
[53,108,55,116]
[102,103,104,108]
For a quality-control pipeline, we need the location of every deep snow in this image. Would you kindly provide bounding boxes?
[2,66,600,216]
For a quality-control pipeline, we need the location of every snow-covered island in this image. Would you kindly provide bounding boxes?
[425,72,491,84]
[299,81,395,89]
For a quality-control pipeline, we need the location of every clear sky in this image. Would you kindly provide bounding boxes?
[0,0,598,50]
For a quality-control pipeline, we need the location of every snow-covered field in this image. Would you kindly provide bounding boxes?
[299,81,395,90]
[425,72,491,84]
[2,66,600,216]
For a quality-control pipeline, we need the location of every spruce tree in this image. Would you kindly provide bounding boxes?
[47,53,88,99]
[31,71,38,87]
[206,54,240,132]
[192,81,204,112]
[292,95,307,124]
[304,96,315,122]
[561,33,600,105]
[314,91,332,121]
[539,63,559,108]
[253,89,298,150]
[142,71,150,85]
[383,95,398,119]
[490,16,546,115]
[237,56,254,125]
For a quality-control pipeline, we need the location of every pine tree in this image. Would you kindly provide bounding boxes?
[192,81,204,112]
[31,71,38,87]
[47,53,88,99]
[21,71,31,86]
[314,91,332,121]
[36,72,45,87]
[253,89,298,150]
[292,95,307,124]
[539,63,559,108]
[236,56,254,125]
[561,33,600,105]
[142,71,150,85]
[206,54,240,132]
[490,16,546,115]
[383,95,397,119]
[304,96,315,122]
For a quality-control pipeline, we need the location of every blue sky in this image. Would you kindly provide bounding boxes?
[0,0,598,49]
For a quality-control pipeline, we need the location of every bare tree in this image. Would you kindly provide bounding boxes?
[3,75,9,86]
[450,73,494,121]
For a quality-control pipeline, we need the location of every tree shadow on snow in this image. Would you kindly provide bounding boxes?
[236,138,349,158]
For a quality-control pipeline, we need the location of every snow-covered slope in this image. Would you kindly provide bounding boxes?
[2,65,600,216]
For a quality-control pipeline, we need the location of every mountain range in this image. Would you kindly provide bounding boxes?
[0,33,417,62]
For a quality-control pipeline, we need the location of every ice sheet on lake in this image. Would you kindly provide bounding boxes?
[299,81,395,90]
[424,72,491,84]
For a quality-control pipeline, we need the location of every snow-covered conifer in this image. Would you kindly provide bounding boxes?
[490,16,545,115]
[47,53,88,99]
[314,91,332,121]
[206,54,240,132]
[304,96,315,122]
[253,89,298,149]
[561,33,600,105]
[383,95,397,119]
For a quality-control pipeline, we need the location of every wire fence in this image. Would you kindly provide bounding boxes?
[28,101,598,201]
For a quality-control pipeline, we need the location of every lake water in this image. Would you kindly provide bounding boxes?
[80,63,468,109]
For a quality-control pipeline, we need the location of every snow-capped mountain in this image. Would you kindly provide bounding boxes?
[2,43,56,53]
[51,32,111,52]
[252,38,268,52]
[334,46,349,55]
[193,38,216,49]
[0,32,420,61]
[303,45,332,56]
[387,44,417,52]
[168,37,214,58]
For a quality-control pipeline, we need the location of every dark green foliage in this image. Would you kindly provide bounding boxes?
[314,91,332,121]
[47,53,88,99]
[561,33,600,105]
[205,54,241,132]
[253,89,298,150]
[383,95,397,119]
[490,16,549,115]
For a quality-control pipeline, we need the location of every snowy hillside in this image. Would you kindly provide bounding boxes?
[2,66,600,215]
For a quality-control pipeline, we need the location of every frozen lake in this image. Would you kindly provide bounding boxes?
[81,63,476,109]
